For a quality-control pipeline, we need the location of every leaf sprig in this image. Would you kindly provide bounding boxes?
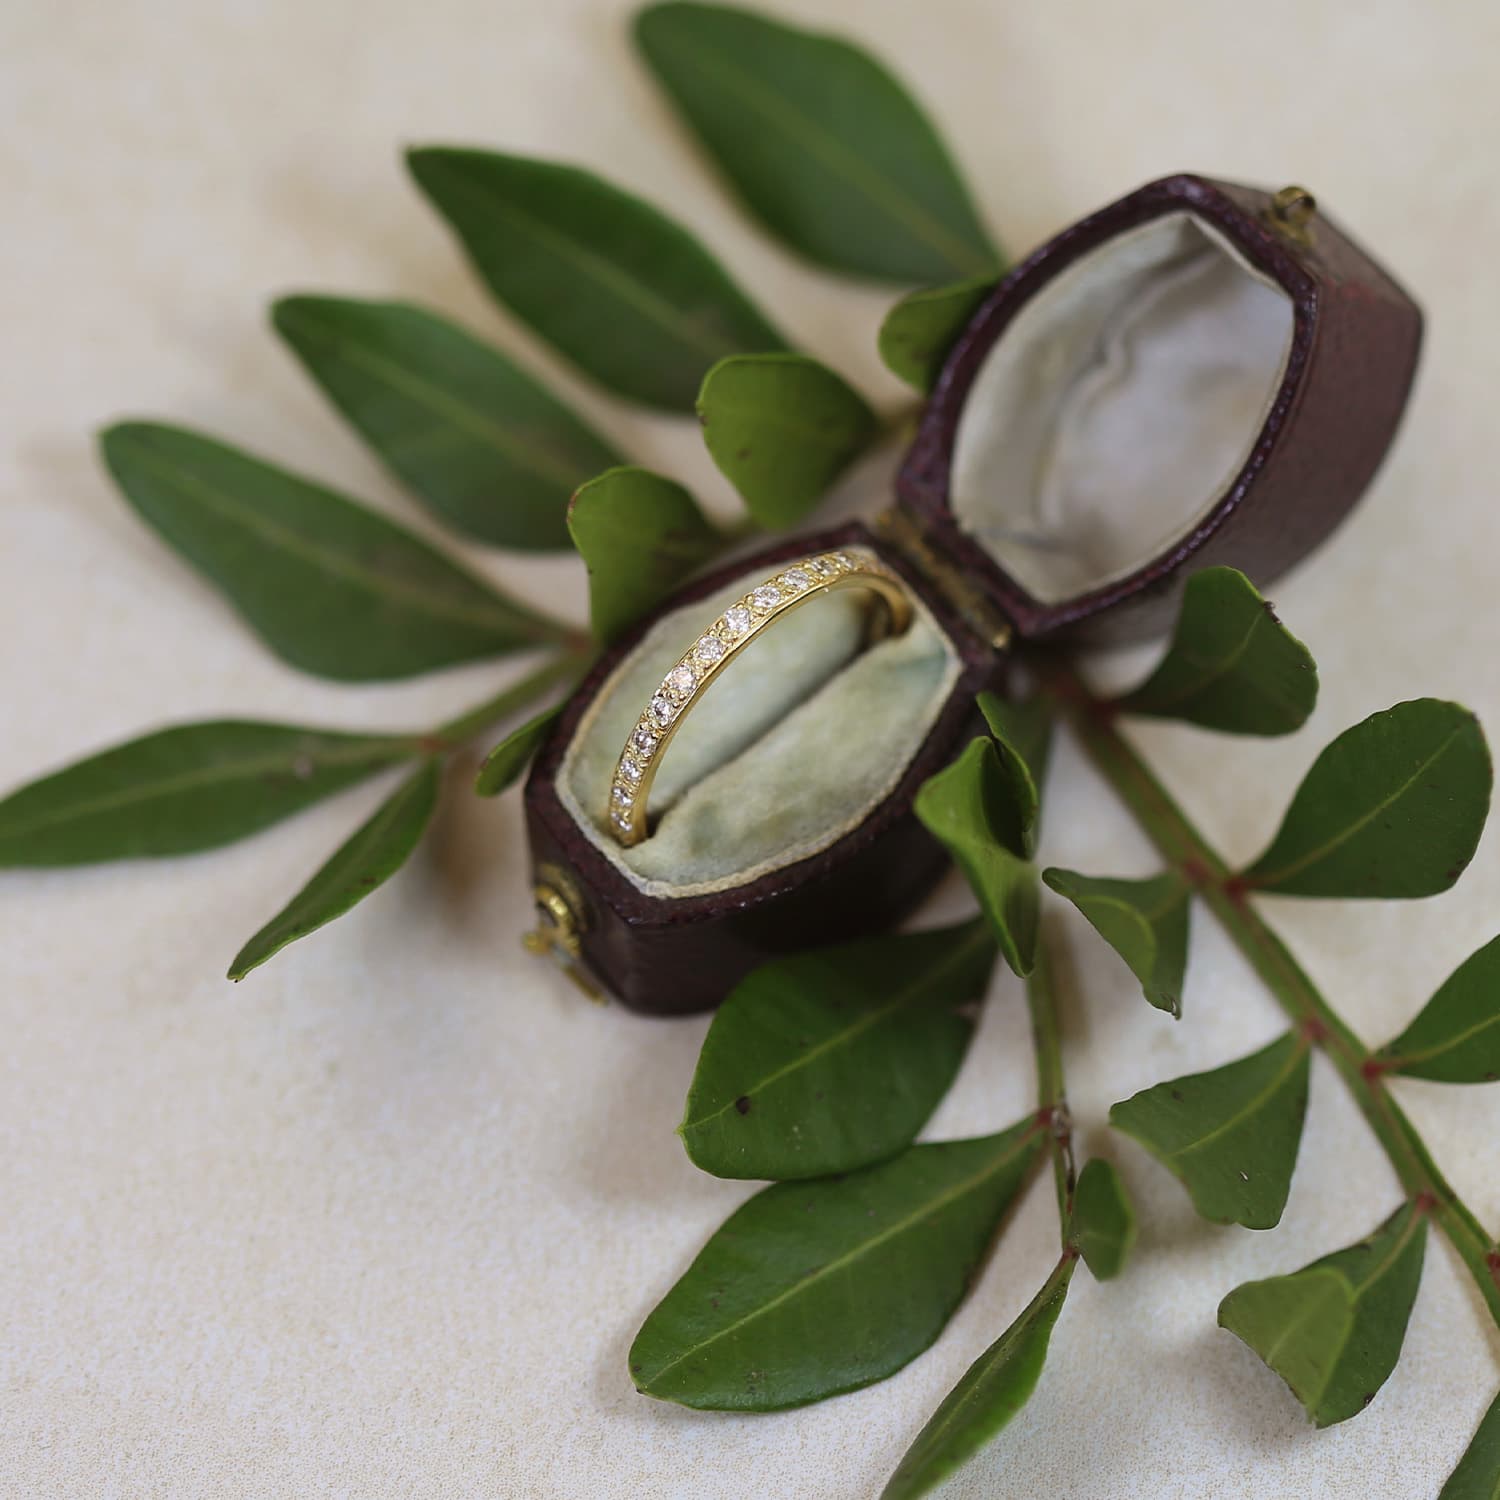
[4,2,1497,1496]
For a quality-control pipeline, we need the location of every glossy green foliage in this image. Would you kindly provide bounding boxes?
[1116,568,1318,736]
[475,706,565,797]
[915,738,1040,976]
[1378,934,1500,1083]
[878,276,994,391]
[697,353,878,528]
[228,760,441,979]
[1043,869,1191,1017]
[273,296,622,550]
[679,920,996,1179]
[1110,1031,1311,1229]
[1218,1201,1428,1427]
[1245,699,1491,898]
[567,466,722,642]
[101,423,562,680]
[976,691,1053,859]
[882,1255,1075,1500]
[1439,1389,1500,1500]
[407,147,786,411]
[635,2,998,283]
[0,722,417,866]
[630,1123,1045,1410]
[1071,1158,1136,1281]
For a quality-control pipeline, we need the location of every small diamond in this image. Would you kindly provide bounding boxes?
[809,555,836,578]
[612,809,633,831]
[666,662,697,698]
[751,584,781,612]
[618,756,643,783]
[834,551,856,570]
[612,783,633,806]
[722,605,753,638]
[780,568,811,591]
[632,724,658,756]
[694,634,727,667]
[651,693,676,727]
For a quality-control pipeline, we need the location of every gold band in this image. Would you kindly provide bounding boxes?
[605,547,913,848]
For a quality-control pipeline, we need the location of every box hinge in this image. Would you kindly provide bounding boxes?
[874,506,1014,654]
[522,866,605,1003]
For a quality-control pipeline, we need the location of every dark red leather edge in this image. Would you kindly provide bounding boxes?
[896,173,1423,642]
[523,521,1002,1014]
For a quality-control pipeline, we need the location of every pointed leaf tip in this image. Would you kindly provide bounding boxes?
[634,2,999,284]
[228,758,441,980]
[1043,868,1190,1017]
[407,145,785,411]
[881,1254,1075,1499]
[1116,567,1318,735]
[475,705,564,797]
[1377,933,1500,1083]
[679,920,996,1180]
[270,295,621,551]
[976,691,1054,858]
[916,738,1040,977]
[1244,699,1491,898]
[100,421,564,680]
[630,1124,1046,1411]
[1109,1031,1310,1229]
[1218,1200,1427,1427]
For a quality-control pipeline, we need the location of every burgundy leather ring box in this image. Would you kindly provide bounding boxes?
[524,173,1422,1014]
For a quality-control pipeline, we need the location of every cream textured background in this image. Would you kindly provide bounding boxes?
[3,2,1499,1496]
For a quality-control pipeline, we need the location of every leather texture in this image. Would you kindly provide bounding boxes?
[899,172,1424,643]
[527,174,1422,1011]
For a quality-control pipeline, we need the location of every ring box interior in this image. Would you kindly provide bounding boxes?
[524,173,1422,1014]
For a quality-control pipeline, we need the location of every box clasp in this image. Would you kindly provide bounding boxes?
[1265,185,1317,249]
[522,868,605,1003]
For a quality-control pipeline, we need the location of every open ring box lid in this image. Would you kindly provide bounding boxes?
[523,173,1422,1014]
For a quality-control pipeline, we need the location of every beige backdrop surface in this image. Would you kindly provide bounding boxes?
[3,1,1500,1496]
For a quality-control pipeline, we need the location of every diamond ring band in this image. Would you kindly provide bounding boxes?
[605,548,914,848]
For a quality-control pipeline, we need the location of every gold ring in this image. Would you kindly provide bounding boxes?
[605,547,913,847]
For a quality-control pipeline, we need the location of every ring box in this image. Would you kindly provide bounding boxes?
[523,173,1422,1014]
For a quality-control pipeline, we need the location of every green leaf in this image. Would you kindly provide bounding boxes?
[881,1253,1075,1500]
[0,722,419,867]
[1244,699,1492,898]
[407,147,786,412]
[228,759,441,980]
[1071,1158,1136,1281]
[697,353,878,530]
[915,739,1040,977]
[878,276,994,392]
[272,296,624,551]
[629,1122,1045,1410]
[1042,868,1190,1017]
[101,423,566,681]
[679,920,997,1180]
[635,3,999,284]
[568,466,722,642]
[976,691,1054,858]
[1440,1389,1500,1500]
[1109,1031,1310,1229]
[1377,934,1500,1083]
[474,705,563,797]
[1115,568,1318,735]
[1218,1200,1428,1428]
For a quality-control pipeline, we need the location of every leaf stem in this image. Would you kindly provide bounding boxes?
[1043,659,1500,1328]
[1025,929,1076,1235]
[431,647,592,748]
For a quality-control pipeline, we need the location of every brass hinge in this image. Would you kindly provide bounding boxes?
[874,506,1013,654]
[522,867,605,1003]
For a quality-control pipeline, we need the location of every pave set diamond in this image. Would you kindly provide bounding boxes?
[608,550,863,838]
